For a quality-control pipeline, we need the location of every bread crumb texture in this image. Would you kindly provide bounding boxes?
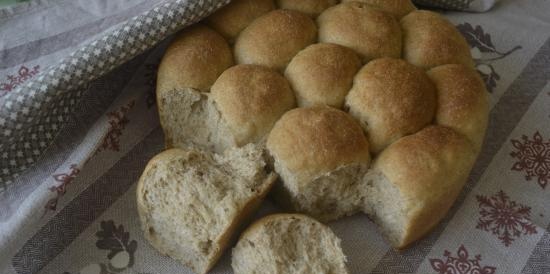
[232,214,349,274]
[137,145,275,274]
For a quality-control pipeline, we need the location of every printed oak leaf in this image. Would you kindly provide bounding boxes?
[63,220,138,274]
[96,220,137,260]
[456,22,521,93]
[456,23,497,53]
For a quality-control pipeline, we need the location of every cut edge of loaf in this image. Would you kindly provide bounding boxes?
[232,213,349,274]
[361,169,408,248]
[203,172,278,273]
[360,126,478,249]
[136,145,277,274]
[271,160,368,223]
[157,87,237,153]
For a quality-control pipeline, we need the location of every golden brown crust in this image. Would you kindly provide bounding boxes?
[342,0,416,18]
[276,0,338,17]
[156,25,233,93]
[345,58,437,153]
[428,64,489,151]
[401,10,474,69]
[206,0,275,41]
[211,64,296,145]
[266,106,371,181]
[234,9,317,71]
[317,2,402,62]
[285,43,361,108]
[374,126,477,248]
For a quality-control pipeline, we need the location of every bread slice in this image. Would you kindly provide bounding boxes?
[136,144,276,274]
[232,214,349,274]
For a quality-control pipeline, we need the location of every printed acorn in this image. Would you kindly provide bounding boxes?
[79,263,102,274]
[109,250,131,270]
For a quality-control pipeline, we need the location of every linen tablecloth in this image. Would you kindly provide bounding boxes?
[1,0,549,273]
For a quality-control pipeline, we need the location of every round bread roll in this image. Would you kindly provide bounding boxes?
[276,0,339,17]
[345,58,437,153]
[232,214,349,274]
[363,125,476,249]
[156,24,233,93]
[401,10,474,69]
[211,64,296,146]
[206,0,275,41]
[317,2,402,62]
[267,106,371,221]
[285,43,361,108]
[234,9,317,71]
[428,64,489,151]
[341,0,416,18]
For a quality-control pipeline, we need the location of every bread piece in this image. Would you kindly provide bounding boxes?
[285,43,361,108]
[341,0,416,18]
[159,64,296,151]
[428,64,489,151]
[234,9,317,71]
[266,106,371,222]
[317,2,401,62]
[345,58,437,153]
[361,125,476,249]
[211,64,296,146]
[276,0,338,17]
[157,87,236,152]
[401,10,474,69]
[156,24,233,93]
[137,145,277,274]
[206,0,275,41]
[232,214,349,274]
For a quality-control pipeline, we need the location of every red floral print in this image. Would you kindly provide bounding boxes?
[510,131,550,189]
[0,65,40,97]
[430,245,496,274]
[476,191,537,246]
[97,100,136,153]
[44,164,80,212]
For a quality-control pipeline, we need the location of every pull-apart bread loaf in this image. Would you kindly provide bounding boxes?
[232,214,349,274]
[144,0,490,272]
[137,145,276,274]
